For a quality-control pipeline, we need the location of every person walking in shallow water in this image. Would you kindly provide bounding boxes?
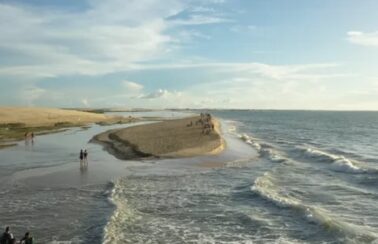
[83,149,88,161]
[79,149,84,162]
[79,149,86,170]
[83,149,88,166]
[30,132,34,144]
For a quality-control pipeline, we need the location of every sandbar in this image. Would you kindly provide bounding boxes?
[91,116,225,159]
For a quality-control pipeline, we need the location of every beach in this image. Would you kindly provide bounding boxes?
[0,110,257,243]
[0,107,136,148]
[1,110,378,243]
[92,115,225,159]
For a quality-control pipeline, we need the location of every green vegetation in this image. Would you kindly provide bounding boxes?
[0,122,83,145]
[0,143,18,149]
[0,116,138,149]
[96,116,139,126]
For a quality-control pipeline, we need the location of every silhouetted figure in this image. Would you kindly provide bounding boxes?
[30,132,34,144]
[83,149,88,161]
[79,149,84,162]
[24,132,29,146]
[0,226,14,244]
[20,232,33,244]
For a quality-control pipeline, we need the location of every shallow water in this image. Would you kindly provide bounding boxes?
[1,110,378,243]
[0,122,142,243]
[103,110,378,243]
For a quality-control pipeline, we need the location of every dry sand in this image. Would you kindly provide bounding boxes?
[0,107,135,146]
[0,107,112,126]
[92,116,225,159]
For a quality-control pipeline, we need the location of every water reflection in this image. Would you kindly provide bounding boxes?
[80,159,88,174]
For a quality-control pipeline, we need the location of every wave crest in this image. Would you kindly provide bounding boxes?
[299,147,372,173]
[239,133,287,163]
[103,179,138,244]
[251,172,378,242]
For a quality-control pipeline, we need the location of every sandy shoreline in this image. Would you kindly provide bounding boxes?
[0,107,136,147]
[91,116,225,159]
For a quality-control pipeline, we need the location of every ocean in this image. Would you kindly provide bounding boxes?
[1,110,378,243]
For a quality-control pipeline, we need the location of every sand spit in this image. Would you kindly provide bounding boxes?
[91,116,225,160]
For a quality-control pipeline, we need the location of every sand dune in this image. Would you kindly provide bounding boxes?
[0,107,111,126]
[0,107,134,146]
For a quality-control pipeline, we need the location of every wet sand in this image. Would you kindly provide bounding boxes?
[91,116,225,159]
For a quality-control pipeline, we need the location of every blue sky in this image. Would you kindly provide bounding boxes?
[0,0,378,109]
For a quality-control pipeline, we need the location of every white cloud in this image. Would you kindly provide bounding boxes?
[174,30,211,44]
[0,0,184,78]
[347,31,378,47]
[159,61,355,110]
[1,1,368,110]
[20,86,46,106]
[81,98,90,107]
[122,81,144,91]
[190,6,216,13]
[230,25,256,33]
[130,61,343,81]
[170,14,231,25]
[206,0,226,3]
[140,89,169,99]
[0,0,234,79]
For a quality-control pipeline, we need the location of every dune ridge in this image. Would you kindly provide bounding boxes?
[0,107,135,147]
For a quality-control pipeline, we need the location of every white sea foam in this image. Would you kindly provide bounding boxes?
[228,125,237,133]
[251,172,378,242]
[225,120,241,135]
[224,157,256,168]
[299,146,370,173]
[252,172,301,208]
[238,133,289,164]
[103,179,138,244]
[238,133,262,152]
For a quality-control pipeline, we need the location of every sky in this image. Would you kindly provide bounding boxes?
[0,0,378,110]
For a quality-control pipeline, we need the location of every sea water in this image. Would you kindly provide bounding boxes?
[103,110,378,243]
[1,110,378,243]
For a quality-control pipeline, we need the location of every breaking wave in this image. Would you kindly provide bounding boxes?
[103,179,138,244]
[251,172,378,242]
[297,146,377,173]
[238,133,288,163]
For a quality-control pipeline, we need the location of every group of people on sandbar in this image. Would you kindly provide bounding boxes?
[199,113,215,134]
[1,226,33,244]
[186,113,215,135]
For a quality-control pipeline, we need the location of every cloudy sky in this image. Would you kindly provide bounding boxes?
[0,0,378,110]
